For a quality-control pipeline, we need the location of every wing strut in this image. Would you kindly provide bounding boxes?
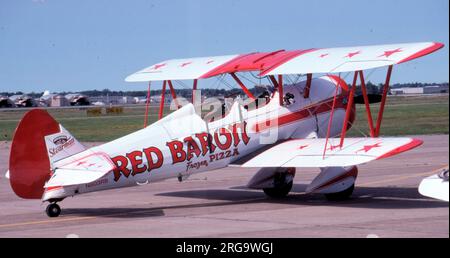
[158,80,167,119]
[167,80,180,109]
[375,65,393,136]
[268,75,279,88]
[230,73,256,100]
[322,76,341,159]
[192,79,198,103]
[144,81,151,127]
[339,71,358,147]
[359,70,376,137]
[303,73,313,98]
[339,65,394,147]
[278,75,284,105]
[268,75,285,104]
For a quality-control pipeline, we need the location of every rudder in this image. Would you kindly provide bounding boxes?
[9,109,61,199]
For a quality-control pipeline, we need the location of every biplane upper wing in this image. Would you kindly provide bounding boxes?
[125,42,443,82]
[125,54,238,82]
[242,137,423,168]
[261,42,444,75]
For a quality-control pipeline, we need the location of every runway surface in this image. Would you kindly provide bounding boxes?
[0,135,448,238]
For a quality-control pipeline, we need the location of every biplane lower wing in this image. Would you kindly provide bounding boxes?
[242,137,423,168]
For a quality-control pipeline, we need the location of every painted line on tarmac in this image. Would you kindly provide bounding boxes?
[0,216,96,229]
[0,166,447,230]
[0,197,266,229]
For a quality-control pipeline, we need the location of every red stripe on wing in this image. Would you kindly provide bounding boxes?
[397,42,444,64]
[376,138,423,160]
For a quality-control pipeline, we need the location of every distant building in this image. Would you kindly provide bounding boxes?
[391,87,423,95]
[40,92,70,107]
[118,96,134,104]
[51,95,70,107]
[150,95,173,103]
[423,85,449,94]
[391,85,449,95]
[89,96,135,105]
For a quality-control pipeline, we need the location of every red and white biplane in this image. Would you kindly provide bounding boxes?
[6,42,444,217]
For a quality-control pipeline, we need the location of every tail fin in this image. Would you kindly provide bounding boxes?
[44,124,85,164]
[9,109,84,199]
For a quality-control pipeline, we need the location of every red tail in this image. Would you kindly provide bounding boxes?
[9,109,60,199]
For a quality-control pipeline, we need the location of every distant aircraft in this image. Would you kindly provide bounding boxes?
[5,42,445,217]
[65,93,90,106]
[9,94,37,108]
[0,96,15,108]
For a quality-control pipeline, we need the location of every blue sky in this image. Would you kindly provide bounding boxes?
[0,0,448,92]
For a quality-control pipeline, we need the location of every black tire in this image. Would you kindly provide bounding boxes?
[263,181,293,198]
[324,184,355,201]
[46,203,61,217]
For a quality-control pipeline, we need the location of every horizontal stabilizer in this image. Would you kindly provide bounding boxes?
[45,151,115,188]
[242,137,422,168]
[44,168,109,188]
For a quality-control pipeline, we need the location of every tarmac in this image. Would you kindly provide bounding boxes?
[0,135,448,238]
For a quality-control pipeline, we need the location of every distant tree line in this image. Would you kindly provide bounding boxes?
[1,82,447,98]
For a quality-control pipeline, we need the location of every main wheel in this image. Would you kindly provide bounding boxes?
[46,203,61,217]
[263,181,293,198]
[324,184,355,201]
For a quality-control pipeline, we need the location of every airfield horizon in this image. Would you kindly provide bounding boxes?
[1,94,448,142]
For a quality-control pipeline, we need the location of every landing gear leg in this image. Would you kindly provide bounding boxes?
[46,202,61,217]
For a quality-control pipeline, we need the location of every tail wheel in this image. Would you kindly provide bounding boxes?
[46,203,61,217]
[324,184,355,201]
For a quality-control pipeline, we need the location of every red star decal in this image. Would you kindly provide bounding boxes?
[298,145,309,150]
[319,53,329,58]
[356,143,382,153]
[206,60,214,64]
[153,63,166,70]
[345,51,361,58]
[76,161,87,166]
[327,144,340,151]
[378,48,402,58]
[180,62,192,67]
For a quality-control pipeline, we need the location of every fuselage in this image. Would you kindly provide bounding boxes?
[42,76,352,201]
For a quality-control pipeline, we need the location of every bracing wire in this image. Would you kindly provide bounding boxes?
[239,72,257,86]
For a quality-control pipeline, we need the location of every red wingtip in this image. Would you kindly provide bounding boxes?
[397,42,445,64]
[9,109,60,199]
[376,138,424,160]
